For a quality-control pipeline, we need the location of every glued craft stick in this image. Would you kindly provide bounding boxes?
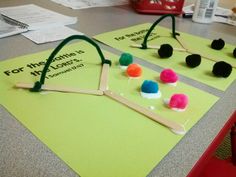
[130,43,186,52]
[15,83,104,95]
[176,36,236,68]
[175,35,189,52]
[176,35,218,60]
[104,90,185,132]
[192,50,236,68]
[99,63,109,91]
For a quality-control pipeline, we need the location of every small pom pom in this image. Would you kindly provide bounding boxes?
[211,38,225,50]
[126,63,142,78]
[169,94,188,110]
[185,54,201,68]
[158,44,173,58]
[119,53,133,66]
[212,61,232,78]
[160,69,178,84]
[141,80,158,93]
[233,48,236,58]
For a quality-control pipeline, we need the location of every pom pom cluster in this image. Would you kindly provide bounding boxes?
[158,44,173,58]
[211,38,225,50]
[126,63,142,78]
[185,54,201,68]
[212,61,232,78]
[119,53,133,66]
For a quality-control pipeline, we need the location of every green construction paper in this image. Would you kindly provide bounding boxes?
[93,23,236,91]
[0,41,218,177]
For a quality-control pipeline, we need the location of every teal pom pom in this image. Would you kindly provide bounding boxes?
[119,53,133,66]
[141,80,158,93]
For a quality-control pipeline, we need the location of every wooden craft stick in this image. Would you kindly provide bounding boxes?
[176,35,236,68]
[15,83,104,96]
[104,90,185,132]
[191,50,236,68]
[130,43,186,52]
[99,63,110,91]
[175,35,189,52]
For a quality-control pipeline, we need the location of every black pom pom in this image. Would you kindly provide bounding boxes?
[185,54,201,68]
[212,61,232,78]
[211,38,225,50]
[158,44,173,58]
[233,48,236,58]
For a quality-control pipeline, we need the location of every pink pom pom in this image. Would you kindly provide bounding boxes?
[169,94,188,110]
[160,69,178,83]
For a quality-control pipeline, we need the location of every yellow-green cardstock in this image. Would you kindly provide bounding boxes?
[94,23,236,91]
[0,41,218,177]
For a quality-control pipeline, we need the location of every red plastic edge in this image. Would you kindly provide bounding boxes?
[130,0,185,15]
[187,110,236,177]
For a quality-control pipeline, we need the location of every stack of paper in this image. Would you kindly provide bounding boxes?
[22,26,84,44]
[0,15,27,38]
[0,4,82,43]
[50,0,128,9]
[0,4,77,30]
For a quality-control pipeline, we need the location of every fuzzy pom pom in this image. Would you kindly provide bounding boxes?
[212,61,232,78]
[119,53,133,66]
[211,38,225,50]
[126,63,142,78]
[141,80,159,93]
[169,94,188,110]
[233,48,236,58]
[185,54,201,68]
[158,44,173,58]
[160,69,178,84]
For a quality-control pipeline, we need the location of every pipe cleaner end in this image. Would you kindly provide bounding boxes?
[30,81,42,92]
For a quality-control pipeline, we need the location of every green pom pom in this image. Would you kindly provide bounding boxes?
[119,53,133,66]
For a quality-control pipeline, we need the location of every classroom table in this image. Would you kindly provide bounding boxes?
[0,0,235,177]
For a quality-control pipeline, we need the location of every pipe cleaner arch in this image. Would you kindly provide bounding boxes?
[141,14,179,49]
[31,35,111,92]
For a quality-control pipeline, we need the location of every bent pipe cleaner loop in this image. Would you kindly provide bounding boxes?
[141,14,179,49]
[30,35,111,92]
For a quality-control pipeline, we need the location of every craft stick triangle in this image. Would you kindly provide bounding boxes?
[16,35,111,95]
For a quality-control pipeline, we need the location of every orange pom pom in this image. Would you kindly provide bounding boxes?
[126,64,142,78]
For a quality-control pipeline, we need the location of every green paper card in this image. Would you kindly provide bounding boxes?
[93,23,236,91]
[0,41,218,177]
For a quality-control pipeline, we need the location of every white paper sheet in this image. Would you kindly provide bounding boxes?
[0,15,27,38]
[0,4,77,30]
[22,26,84,44]
[50,0,128,9]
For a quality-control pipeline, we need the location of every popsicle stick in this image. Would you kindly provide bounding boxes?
[175,35,189,52]
[130,43,186,52]
[176,36,236,68]
[190,49,236,68]
[99,63,110,91]
[15,83,104,96]
[104,90,185,132]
